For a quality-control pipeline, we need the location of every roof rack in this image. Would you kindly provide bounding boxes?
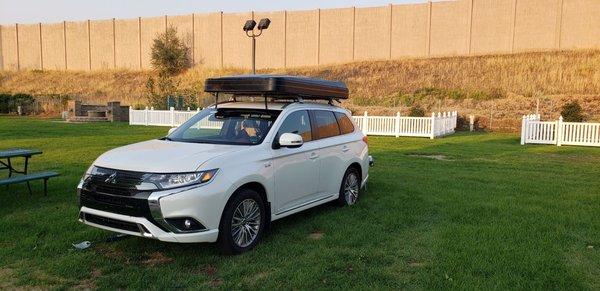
[205,75,348,109]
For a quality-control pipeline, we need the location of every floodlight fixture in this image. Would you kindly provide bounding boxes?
[243,18,271,74]
[243,20,256,32]
[257,18,271,30]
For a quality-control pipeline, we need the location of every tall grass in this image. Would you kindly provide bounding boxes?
[0,49,598,122]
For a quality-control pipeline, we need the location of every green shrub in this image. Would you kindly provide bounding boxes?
[151,27,191,77]
[408,105,425,117]
[0,93,35,114]
[561,101,584,122]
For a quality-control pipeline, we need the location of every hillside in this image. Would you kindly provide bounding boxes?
[1,49,599,130]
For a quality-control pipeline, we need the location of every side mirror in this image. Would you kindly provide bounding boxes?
[168,127,177,135]
[278,133,303,148]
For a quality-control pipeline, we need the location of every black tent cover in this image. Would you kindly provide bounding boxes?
[204,75,349,100]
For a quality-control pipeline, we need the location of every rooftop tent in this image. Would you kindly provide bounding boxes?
[204,75,349,100]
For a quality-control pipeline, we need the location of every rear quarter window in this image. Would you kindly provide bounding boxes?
[334,112,355,135]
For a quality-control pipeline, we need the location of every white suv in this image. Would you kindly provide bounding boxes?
[77,75,372,254]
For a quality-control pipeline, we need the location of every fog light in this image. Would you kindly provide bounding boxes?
[165,217,206,232]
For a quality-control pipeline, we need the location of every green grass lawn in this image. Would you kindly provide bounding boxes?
[0,116,599,289]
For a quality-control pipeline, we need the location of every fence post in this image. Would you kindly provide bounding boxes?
[363,111,369,135]
[430,112,435,139]
[520,115,527,145]
[197,107,200,113]
[144,106,149,126]
[442,111,449,135]
[469,114,474,131]
[557,116,563,146]
[170,107,175,127]
[395,112,400,138]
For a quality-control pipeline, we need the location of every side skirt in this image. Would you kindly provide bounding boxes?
[271,194,338,221]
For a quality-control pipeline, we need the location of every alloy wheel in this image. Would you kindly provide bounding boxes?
[344,172,359,205]
[231,198,261,247]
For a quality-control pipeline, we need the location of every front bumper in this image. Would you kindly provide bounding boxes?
[79,206,218,243]
[77,180,228,243]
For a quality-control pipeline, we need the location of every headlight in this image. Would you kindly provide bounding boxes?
[80,165,96,183]
[145,169,218,189]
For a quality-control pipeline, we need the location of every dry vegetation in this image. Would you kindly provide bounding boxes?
[1,49,599,130]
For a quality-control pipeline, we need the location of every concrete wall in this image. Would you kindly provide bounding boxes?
[254,11,286,69]
[222,12,252,68]
[354,6,392,61]
[1,0,598,71]
[513,0,560,51]
[17,24,42,69]
[470,0,514,54]
[286,10,319,67]
[1,25,18,70]
[193,12,222,68]
[65,21,89,71]
[560,0,600,49]
[41,23,66,70]
[114,18,139,69]
[430,0,470,56]
[391,3,429,58]
[319,8,354,65]
[89,19,114,70]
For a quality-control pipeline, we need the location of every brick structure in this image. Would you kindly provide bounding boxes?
[67,100,129,122]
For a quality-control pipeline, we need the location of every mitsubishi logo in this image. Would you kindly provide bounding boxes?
[104,172,118,184]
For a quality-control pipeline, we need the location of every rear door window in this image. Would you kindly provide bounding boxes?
[311,110,341,139]
[334,112,354,134]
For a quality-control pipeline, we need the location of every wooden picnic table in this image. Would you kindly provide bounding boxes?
[0,148,59,195]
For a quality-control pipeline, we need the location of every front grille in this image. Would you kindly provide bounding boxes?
[80,189,149,217]
[84,213,140,233]
[85,167,147,197]
[94,184,134,196]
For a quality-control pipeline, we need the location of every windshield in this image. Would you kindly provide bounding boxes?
[167,107,280,145]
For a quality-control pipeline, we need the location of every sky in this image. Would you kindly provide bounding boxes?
[0,0,425,25]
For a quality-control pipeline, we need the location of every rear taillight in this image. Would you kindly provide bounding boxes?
[362,136,368,145]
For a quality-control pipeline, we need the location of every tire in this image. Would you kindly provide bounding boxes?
[217,188,267,255]
[337,167,361,207]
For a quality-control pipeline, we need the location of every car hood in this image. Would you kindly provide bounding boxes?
[93,139,247,173]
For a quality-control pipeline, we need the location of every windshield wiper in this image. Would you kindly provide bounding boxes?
[160,137,173,141]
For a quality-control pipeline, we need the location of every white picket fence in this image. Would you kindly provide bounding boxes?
[521,114,600,147]
[130,107,457,139]
[130,107,200,127]
[353,111,457,139]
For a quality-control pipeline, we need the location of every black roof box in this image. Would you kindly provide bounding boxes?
[204,75,349,100]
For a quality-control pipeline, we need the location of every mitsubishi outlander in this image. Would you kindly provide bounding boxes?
[78,75,372,254]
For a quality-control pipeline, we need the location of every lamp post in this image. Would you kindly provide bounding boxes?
[243,18,270,74]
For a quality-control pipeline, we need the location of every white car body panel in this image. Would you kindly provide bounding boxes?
[94,140,245,173]
[78,102,370,243]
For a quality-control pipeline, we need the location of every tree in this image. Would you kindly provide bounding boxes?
[151,27,191,76]
[560,101,584,122]
[147,27,191,109]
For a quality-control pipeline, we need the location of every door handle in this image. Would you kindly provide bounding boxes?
[309,152,319,160]
[341,145,350,152]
